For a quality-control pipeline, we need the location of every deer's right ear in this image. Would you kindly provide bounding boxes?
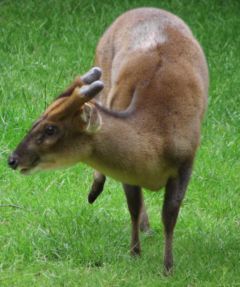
[80,104,102,134]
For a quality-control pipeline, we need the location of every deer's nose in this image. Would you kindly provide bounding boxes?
[8,154,19,170]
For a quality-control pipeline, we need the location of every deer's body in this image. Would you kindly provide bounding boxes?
[89,8,208,190]
[9,8,208,273]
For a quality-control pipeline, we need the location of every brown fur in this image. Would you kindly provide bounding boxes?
[9,8,208,273]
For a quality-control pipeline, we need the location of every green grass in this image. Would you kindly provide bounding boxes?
[1,0,240,285]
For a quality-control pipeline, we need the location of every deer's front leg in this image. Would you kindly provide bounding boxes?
[140,199,150,233]
[88,171,106,204]
[162,161,193,274]
[123,184,143,256]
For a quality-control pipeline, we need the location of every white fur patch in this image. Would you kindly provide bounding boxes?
[131,14,191,51]
[131,19,167,51]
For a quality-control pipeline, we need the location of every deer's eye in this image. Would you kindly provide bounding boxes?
[45,125,57,136]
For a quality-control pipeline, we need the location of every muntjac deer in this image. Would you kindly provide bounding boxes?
[8,8,208,272]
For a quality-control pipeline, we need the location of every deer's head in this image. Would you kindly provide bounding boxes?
[8,67,104,174]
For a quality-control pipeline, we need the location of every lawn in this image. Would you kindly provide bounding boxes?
[0,0,240,286]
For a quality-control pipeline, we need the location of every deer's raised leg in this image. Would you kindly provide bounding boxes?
[88,171,106,204]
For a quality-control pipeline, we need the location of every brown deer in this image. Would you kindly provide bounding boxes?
[8,8,208,272]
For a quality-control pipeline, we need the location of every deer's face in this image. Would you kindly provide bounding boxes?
[8,68,103,174]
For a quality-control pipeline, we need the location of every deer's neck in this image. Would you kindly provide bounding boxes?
[86,111,139,171]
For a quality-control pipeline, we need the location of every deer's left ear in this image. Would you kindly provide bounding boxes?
[80,103,102,133]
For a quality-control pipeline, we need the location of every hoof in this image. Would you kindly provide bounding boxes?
[88,191,97,204]
[163,260,173,276]
[130,245,141,257]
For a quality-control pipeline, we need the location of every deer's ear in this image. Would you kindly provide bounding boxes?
[80,104,102,133]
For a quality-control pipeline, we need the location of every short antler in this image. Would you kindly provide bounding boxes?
[77,80,104,104]
[81,67,102,85]
[59,67,102,98]
[54,80,104,118]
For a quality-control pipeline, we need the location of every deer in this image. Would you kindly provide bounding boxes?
[8,7,208,273]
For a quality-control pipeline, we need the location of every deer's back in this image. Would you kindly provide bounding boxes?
[95,7,208,166]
